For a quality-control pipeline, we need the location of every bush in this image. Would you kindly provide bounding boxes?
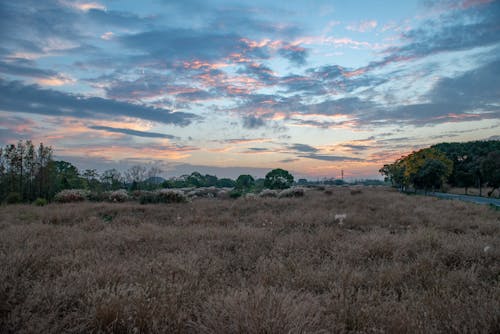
[229,189,242,199]
[54,189,88,203]
[6,192,21,204]
[139,190,188,204]
[259,189,278,198]
[157,189,188,203]
[33,198,47,206]
[106,189,129,202]
[278,187,305,198]
[87,192,107,202]
[139,191,158,204]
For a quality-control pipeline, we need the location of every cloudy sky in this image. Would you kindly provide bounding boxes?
[1,0,499,179]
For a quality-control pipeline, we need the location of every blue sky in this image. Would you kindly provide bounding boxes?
[1,0,499,179]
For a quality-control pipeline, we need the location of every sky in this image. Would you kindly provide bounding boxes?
[0,0,499,179]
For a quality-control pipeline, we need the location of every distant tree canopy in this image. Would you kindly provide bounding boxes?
[264,168,294,189]
[235,174,255,190]
[380,140,500,196]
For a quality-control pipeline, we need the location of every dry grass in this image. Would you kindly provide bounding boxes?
[1,187,499,333]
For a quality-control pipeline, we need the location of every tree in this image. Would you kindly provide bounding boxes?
[455,170,474,195]
[481,151,500,197]
[125,165,147,190]
[403,148,453,192]
[101,169,123,190]
[413,159,450,193]
[379,158,407,191]
[235,174,255,190]
[82,169,100,191]
[51,160,83,193]
[216,178,236,188]
[264,168,294,189]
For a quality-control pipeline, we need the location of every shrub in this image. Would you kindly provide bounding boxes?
[229,189,242,199]
[139,191,157,204]
[54,189,88,203]
[33,198,47,206]
[187,187,218,199]
[259,189,278,198]
[6,192,21,204]
[87,192,107,202]
[157,189,188,203]
[278,187,305,198]
[107,189,129,203]
[139,190,188,204]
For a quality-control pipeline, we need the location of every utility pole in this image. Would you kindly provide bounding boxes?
[341,169,344,181]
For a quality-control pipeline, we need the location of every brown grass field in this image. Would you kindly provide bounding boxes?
[1,186,499,333]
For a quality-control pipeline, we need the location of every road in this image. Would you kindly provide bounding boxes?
[427,192,500,207]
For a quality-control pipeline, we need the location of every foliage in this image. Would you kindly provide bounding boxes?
[278,187,305,198]
[229,189,243,199]
[235,174,255,190]
[33,197,48,206]
[101,169,123,191]
[139,189,189,204]
[381,148,452,191]
[259,189,278,198]
[0,141,53,203]
[432,140,500,194]
[106,189,129,203]
[216,178,236,188]
[54,189,89,203]
[481,151,500,197]
[156,189,189,203]
[6,192,21,204]
[264,168,294,189]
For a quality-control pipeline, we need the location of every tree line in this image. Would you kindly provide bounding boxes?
[0,141,301,204]
[380,140,500,196]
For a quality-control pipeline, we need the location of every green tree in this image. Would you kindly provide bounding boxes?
[235,174,255,190]
[216,178,236,188]
[404,148,453,192]
[481,151,500,197]
[379,158,408,191]
[455,170,474,195]
[413,159,451,193]
[264,168,294,189]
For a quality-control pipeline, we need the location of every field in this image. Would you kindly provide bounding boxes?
[1,186,499,333]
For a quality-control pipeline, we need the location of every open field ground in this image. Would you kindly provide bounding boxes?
[1,187,499,333]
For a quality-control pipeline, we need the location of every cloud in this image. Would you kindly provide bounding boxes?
[278,45,308,65]
[0,79,199,126]
[363,1,500,72]
[219,138,272,145]
[279,158,300,163]
[118,29,244,62]
[375,59,500,125]
[288,143,318,153]
[0,60,58,78]
[88,125,178,139]
[346,20,378,32]
[242,115,266,129]
[298,154,365,162]
[341,144,372,151]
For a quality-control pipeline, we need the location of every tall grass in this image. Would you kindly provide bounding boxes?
[1,187,499,333]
